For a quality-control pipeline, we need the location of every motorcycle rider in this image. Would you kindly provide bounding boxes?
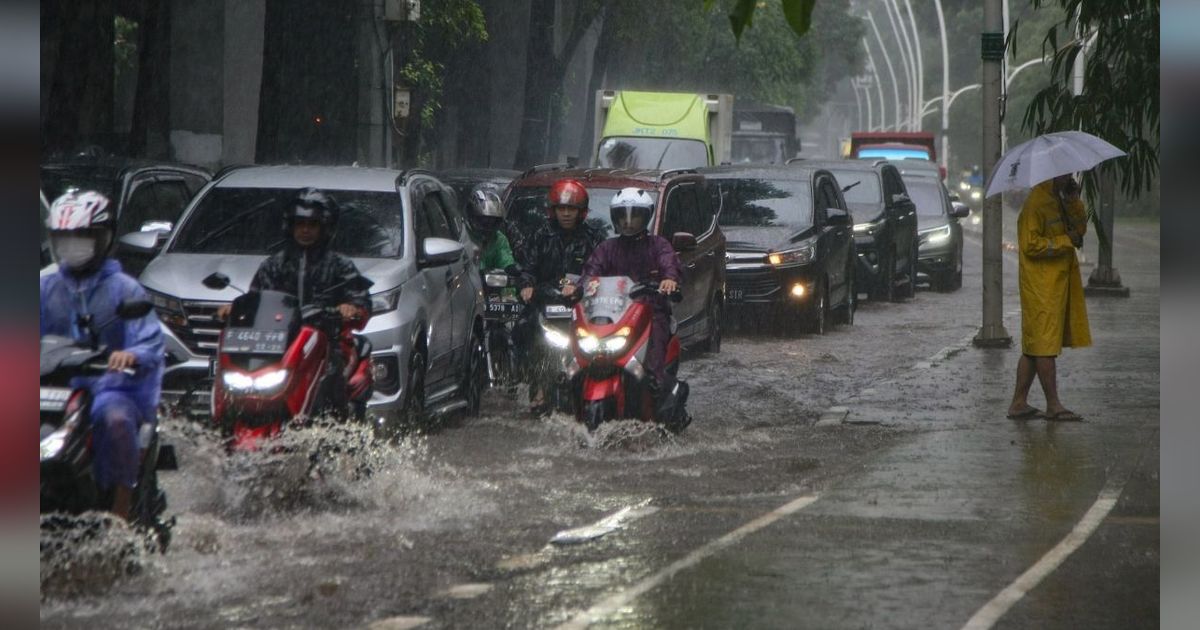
[217,188,371,412]
[466,186,519,275]
[40,190,164,521]
[580,187,683,399]
[516,178,604,414]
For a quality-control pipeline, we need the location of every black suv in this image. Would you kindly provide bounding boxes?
[897,168,969,292]
[800,160,918,302]
[702,164,856,335]
[41,152,211,277]
[503,166,726,351]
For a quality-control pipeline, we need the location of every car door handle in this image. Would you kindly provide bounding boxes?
[704,250,715,257]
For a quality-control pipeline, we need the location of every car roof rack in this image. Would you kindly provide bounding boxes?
[658,168,699,181]
[785,157,805,165]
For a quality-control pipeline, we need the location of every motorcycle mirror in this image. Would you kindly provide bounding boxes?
[203,272,231,290]
[116,299,154,319]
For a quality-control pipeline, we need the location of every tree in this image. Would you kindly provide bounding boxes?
[712,0,817,41]
[1017,0,1159,199]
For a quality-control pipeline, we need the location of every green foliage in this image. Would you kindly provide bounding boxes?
[113,16,138,83]
[709,0,817,41]
[401,0,488,135]
[1018,0,1159,200]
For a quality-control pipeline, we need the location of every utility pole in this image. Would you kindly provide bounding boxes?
[867,12,903,132]
[933,0,950,170]
[974,0,1012,348]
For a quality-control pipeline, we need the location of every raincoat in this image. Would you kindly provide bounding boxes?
[472,229,517,271]
[40,258,164,489]
[1017,181,1091,356]
[581,233,683,384]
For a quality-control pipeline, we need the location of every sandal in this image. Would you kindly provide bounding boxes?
[1043,409,1083,422]
[1006,406,1042,420]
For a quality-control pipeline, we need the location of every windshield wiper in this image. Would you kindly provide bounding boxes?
[841,180,862,193]
[189,199,277,250]
[654,142,675,170]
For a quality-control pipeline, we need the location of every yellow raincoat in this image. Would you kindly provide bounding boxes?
[1017,181,1091,355]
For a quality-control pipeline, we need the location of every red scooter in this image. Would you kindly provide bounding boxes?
[203,272,374,451]
[568,276,691,433]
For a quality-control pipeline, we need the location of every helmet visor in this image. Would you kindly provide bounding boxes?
[611,206,648,236]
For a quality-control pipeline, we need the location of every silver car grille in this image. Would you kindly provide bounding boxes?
[163,300,225,356]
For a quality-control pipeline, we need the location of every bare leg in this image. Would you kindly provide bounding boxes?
[1034,356,1074,416]
[111,486,133,521]
[1008,354,1038,415]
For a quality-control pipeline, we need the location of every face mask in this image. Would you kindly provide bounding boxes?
[51,234,98,270]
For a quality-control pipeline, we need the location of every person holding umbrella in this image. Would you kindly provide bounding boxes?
[986,131,1125,421]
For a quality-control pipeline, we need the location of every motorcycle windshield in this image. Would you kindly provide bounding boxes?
[224,290,300,355]
[580,276,636,324]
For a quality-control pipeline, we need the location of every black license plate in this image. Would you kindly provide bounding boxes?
[222,328,288,354]
[486,302,522,315]
[727,288,744,302]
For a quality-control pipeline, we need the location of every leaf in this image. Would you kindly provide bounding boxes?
[780,0,816,37]
[728,0,757,42]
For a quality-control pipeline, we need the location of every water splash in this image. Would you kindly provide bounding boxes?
[40,512,161,600]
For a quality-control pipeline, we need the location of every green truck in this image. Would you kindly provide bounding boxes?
[592,90,733,170]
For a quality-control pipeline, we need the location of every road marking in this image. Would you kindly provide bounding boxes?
[960,479,1126,630]
[816,406,848,426]
[555,494,820,630]
[551,499,658,545]
[367,616,431,630]
[438,583,493,599]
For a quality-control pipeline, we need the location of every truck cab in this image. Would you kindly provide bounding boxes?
[593,90,733,170]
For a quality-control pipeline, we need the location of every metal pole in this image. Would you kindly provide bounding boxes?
[934,0,951,170]
[862,39,889,130]
[866,12,903,132]
[863,79,874,130]
[974,0,1012,347]
[881,0,914,130]
[852,80,865,130]
[903,0,925,132]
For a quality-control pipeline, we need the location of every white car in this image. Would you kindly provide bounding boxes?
[129,165,487,427]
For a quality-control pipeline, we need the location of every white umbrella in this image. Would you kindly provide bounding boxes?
[984,131,1126,198]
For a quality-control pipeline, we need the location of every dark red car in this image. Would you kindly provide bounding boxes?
[503,166,726,352]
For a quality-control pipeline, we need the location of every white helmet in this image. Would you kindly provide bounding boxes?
[46,190,115,272]
[609,187,654,237]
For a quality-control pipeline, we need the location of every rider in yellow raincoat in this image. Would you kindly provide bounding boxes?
[1017,178,1092,355]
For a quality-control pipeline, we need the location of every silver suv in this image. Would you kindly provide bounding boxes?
[133,165,487,425]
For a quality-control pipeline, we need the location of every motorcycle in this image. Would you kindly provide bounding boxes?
[522,274,580,414]
[40,298,176,531]
[203,272,374,451]
[481,269,523,388]
[567,276,691,433]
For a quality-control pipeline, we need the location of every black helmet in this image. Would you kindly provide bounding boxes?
[466,186,506,234]
[283,188,339,245]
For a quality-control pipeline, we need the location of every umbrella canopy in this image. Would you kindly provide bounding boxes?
[984,131,1126,198]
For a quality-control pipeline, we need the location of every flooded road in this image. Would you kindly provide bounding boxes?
[41,218,1159,629]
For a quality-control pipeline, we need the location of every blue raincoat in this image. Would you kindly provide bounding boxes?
[40,259,164,489]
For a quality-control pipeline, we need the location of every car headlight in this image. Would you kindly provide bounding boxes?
[370,286,402,315]
[768,245,815,267]
[919,225,952,246]
[959,181,970,191]
[147,289,186,327]
[543,326,570,349]
[970,190,982,200]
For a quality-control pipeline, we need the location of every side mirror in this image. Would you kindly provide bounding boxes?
[890,193,913,209]
[202,272,231,290]
[118,230,166,255]
[140,220,173,233]
[950,202,971,219]
[116,298,154,319]
[421,237,464,266]
[671,232,697,251]
[825,212,851,227]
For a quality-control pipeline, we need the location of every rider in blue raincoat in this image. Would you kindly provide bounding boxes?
[41,190,163,520]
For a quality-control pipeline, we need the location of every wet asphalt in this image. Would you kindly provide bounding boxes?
[40,212,1159,629]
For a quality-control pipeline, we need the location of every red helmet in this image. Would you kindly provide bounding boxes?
[546,178,589,220]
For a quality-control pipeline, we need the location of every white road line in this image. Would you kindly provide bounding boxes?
[555,494,820,630]
[550,500,657,545]
[960,480,1126,630]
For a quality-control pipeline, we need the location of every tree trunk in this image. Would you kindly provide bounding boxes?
[512,0,558,169]
[578,8,614,164]
[43,0,116,155]
[129,0,170,158]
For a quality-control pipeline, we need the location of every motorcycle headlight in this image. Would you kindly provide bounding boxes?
[970,190,982,200]
[602,336,628,352]
[40,425,70,461]
[370,286,402,315]
[919,225,952,246]
[768,245,815,267]
[485,273,510,288]
[578,334,600,353]
[222,371,254,391]
[253,369,288,391]
[959,181,970,191]
[543,327,570,349]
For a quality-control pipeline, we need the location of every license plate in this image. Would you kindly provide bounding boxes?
[728,288,744,302]
[544,304,571,318]
[40,387,71,412]
[486,302,522,314]
[222,329,289,354]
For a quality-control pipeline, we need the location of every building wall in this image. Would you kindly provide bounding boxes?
[222,0,266,165]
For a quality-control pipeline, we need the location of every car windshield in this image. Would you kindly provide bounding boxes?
[829,171,882,204]
[507,186,660,240]
[905,179,948,217]
[858,147,930,160]
[41,169,117,201]
[716,178,813,229]
[596,137,709,170]
[732,137,787,164]
[171,187,403,257]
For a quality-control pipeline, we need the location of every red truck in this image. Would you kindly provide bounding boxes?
[849,131,943,178]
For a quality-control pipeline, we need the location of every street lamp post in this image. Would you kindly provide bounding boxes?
[933,0,951,170]
[903,0,925,132]
[866,11,904,132]
[975,0,1012,347]
[862,38,889,130]
[882,0,916,130]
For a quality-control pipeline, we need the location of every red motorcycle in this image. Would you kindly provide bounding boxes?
[568,276,691,433]
[203,272,374,451]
